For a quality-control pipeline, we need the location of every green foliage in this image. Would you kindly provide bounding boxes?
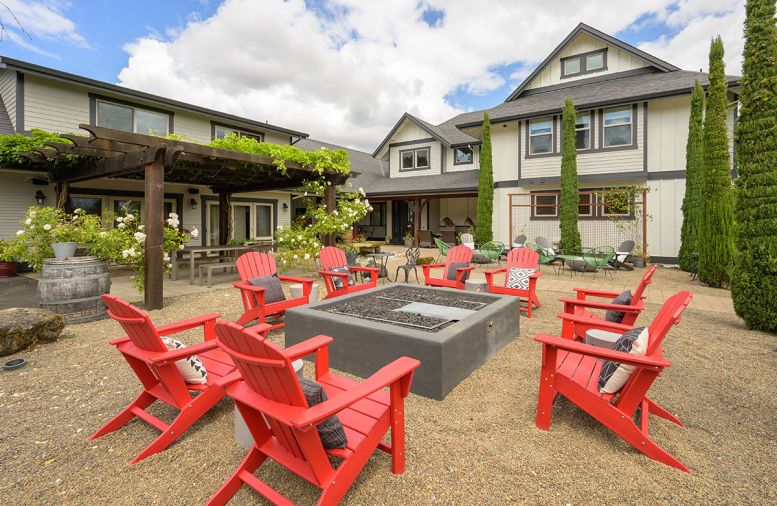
[558,98,582,255]
[698,37,736,288]
[678,81,706,272]
[0,240,16,262]
[731,0,777,332]
[0,129,70,166]
[474,113,493,245]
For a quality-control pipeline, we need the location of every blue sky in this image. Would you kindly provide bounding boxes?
[0,1,745,150]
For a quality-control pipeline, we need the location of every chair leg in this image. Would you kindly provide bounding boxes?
[535,365,557,431]
[644,397,684,427]
[206,447,268,506]
[91,391,155,440]
[413,267,419,284]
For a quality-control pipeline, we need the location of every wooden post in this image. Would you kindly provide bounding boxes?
[144,158,164,310]
[218,192,232,245]
[413,197,421,246]
[323,181,336,246]
[54,181,69,210]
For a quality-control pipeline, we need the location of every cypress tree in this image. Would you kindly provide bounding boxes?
[678,81,706,272]
[558,98,582,255]
[475,112,493,245]
[698,37,736,288]
[731,0,777,332]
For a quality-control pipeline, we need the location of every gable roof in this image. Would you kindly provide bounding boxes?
[371,112,479,157]
[0,56,310,139]
[505,23,680,101]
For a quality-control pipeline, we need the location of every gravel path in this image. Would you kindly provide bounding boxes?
[1,283,775,505]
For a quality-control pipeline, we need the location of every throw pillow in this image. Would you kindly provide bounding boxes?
[446,261,470,282]
[248,274,287,304]
[604,290,633,323]
[598,326,649,394]
[161,337,207,384]
[507,267,535,290]
[299,379,347,449]
[329,266,355,290]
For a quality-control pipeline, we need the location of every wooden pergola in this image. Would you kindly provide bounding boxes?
[25,124,346,309]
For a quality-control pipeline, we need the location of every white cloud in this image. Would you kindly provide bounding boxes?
[115,0,743,152]
[1,0,89,50]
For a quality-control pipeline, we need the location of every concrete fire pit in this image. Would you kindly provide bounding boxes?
[285,284,519,400]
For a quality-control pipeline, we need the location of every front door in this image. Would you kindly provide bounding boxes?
[391,200,411,245]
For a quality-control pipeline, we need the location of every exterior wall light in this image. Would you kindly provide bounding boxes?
[282,203,289,212]
[190,198,198,210]
[35,190,46,206]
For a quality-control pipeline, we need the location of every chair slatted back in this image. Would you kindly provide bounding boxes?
[617,240,635,254]
[214,321,315,462]
[445,245,473,268]
[632,265,657,302]
[237,252,277,282]
[503,248,539,287]
[102,294,167,353]
[535,236,553,251]
[319,246,348,270]
[645,291,693,355]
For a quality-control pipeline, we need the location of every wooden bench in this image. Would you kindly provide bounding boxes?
[199,262,237,288]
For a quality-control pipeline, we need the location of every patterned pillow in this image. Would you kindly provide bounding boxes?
[598,326,649,394]
[248,274,287,304]
[446,262,470,282]
[299,379,347,449]
[329,266,355,290]
[605,290,632,323]
[161,337,207,384]
[507,267,536,289]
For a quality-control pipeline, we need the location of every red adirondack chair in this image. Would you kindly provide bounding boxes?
[484,247,543,318]
[317,246,379,299]
[535,291,693,472]
[422,245,474,290]
[92,295,239,463]
[233,252,316,329]
[558,265,657,340]
[207,321,420,505]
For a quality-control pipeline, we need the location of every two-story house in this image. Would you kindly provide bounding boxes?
[363,23,739,263]
[0,57,382,245]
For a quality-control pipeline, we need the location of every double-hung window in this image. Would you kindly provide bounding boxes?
[603,106,632,147]
[400,147,430,170]
[213,124,264,142]
[532,193,558,217]
[575,112,591,150]
[96,100,170,136]
[529,117,553,155]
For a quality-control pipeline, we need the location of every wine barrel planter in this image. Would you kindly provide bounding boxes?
[38,256,111,324]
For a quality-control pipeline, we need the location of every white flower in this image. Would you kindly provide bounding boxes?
[116,217,124,223]
[297,235,302,240]
[293,254,299,260]
[278,237,284,242]
[312,242,319,249]
[358,187,365,196]
[74,208,83,214]
[190,227,199,238]
[99,231,107,238]
[134,232,146,243]
[25,218,32,225]
[167,263,173,269]
[43,224,51,231]
[15,230,23,236]
[118,222,126,229]
[163,252,170,261]
[303,253,311,260]
[121,250,129,259]
[125,214,134,222]
[166,218,179,227]
[333,210,338,216]
[179,244,185,250]
[72,215,79,221]
[168,212,178,219]
[364,199,370,206]
[303,191,308,196]
[138,225,145,230]
[29,211,36,218]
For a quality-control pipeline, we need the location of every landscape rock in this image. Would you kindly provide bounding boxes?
[0,308,65,356]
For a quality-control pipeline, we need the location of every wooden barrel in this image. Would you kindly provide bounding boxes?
[38,256,111,324]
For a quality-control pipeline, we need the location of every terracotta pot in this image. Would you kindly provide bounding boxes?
[0,261,17,277]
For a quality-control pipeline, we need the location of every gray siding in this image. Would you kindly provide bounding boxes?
[0,70,17,130]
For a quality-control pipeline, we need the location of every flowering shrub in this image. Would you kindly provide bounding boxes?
[10,207,98,270]
[90,212,191,292]
[275,184,372,268]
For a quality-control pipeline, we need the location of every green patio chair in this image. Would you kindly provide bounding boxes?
[582,246,616,278]
[525,242,560,274]
[434,237,452,263]
[474,240,505,265]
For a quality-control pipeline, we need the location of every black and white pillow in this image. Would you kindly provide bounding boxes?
[248,274,287,304]
[299,379,347,449]
[329,266,355,290]
[446,262,470,282]
[605,290,633,323]
[598,326,648,394]
[507,267,536,290]
[161,337,207,384]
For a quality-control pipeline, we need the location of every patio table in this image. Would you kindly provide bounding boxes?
[172,244,254,284]
[367,252,394,282]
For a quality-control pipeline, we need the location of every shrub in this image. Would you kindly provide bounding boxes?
[474,113,493,245]
[558,98,582,255]
[678,81,705,272]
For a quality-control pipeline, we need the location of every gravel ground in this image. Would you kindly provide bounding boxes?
[1,279,775,505]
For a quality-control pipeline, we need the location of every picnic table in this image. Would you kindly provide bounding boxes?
[172,244,265,284]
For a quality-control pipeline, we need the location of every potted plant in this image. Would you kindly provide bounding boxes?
[51,220,78,259]
[0,239,17,277]
[404,230,414,247]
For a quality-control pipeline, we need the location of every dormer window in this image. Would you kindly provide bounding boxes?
[454,147,473,165]
[560,49,607,78]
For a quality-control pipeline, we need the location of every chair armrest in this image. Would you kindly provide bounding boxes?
[531,270,543,278]
[484,267,507,276]
[215,371,243,389]
[284,335,334,360]
[349,266,380,274]
[317,269,350,280]
[455,265,475,282]
[572,287,620,300]
[555,312,634,333]
[151,340,221,364]
[534,333,669,368]
[292,357,421,427]
[156,312,221,337]
[232,281,265,293]
[278,275,315,285]
[559,298,644,313]
[422,263,445,270]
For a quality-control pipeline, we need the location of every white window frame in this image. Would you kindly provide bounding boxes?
[578,192,594,217]
[96,99,169,136]
[398,147,431,170]
[575,112,592,150]
[563,57,582,76]
[532,193,559,218]
[529,117,554,155]
[603,106,633,148]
